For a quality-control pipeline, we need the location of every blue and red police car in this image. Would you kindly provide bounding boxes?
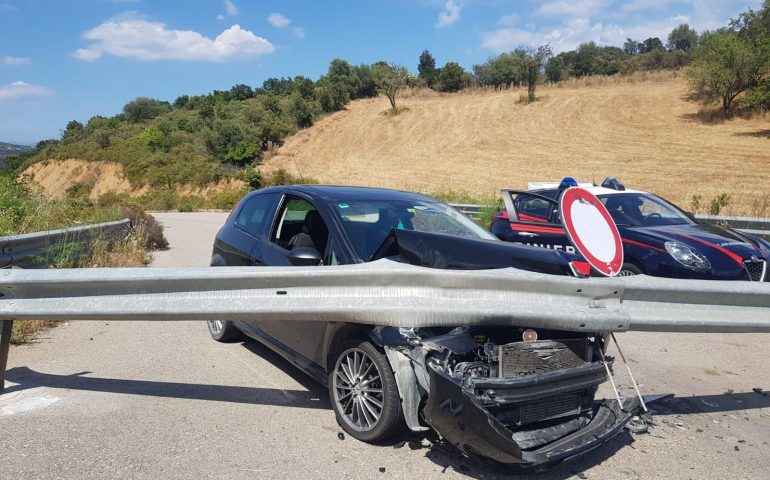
[491,177,770,281]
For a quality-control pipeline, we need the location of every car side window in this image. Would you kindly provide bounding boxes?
[234,193,278,237]
[271,196,330,256]
[513,194,558,224]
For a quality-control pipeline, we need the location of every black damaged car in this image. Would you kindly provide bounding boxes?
[208,185,641,469]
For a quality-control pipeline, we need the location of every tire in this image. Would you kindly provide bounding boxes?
[328,339,404,442]
[618,262,643,276]
[207,320,243,342]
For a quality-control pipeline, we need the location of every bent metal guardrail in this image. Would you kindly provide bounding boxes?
[1,260,770,390]
[0,219,131,269]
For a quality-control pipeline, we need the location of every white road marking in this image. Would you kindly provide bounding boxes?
[0,393,60,416]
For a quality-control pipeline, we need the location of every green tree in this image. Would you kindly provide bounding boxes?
[326,59,362,99]
[62,120,84,141]
[474,50,528,87]
[436,62,467,92]
[174,95,190,108]
[524,45,552,102]
[229,84,254,101]
[544,55,564,82]
[623,38,639,55]
[418,50,437,87]
[668,23,699,51]
[372,63,409,110]
[223,140,259,166]
[96,131,110,149]
[352,64,378,98]
[123,97,172,123]
[639,37,665,54]
[689,31,770,113]
[243,169,262,190]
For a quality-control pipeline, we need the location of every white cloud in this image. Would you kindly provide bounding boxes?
[216,14,224,21]
[481,14,694,53]
[73,16,274,62]
[2,56,32,65]
[436,0,461,28]
[224,0,238,16]
[537,0,611,18]
[0,81,54,101]
[498,14,519,27]
[293,27,305,38]
[268,12,291,28]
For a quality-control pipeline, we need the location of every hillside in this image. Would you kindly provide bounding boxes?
[262,74,770,216]
[0,142,32,169]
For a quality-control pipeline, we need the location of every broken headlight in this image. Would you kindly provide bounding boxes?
[664,241,711,271]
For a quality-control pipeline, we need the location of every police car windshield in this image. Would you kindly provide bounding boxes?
[598,193,692,227]
[334,200,497,260]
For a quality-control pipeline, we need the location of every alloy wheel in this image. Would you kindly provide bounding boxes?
[332,348,385,432]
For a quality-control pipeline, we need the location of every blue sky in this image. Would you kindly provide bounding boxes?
[0,0,762,143]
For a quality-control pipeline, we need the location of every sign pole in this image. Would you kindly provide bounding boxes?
[0,320,12,392]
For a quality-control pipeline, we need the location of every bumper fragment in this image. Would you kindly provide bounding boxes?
[423,366,642,468]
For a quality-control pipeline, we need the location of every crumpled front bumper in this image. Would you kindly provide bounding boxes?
[423,366,642,469]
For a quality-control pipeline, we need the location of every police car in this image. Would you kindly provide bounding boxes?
[491,177,770,281]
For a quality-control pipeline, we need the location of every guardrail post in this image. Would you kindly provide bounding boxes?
[0,320,12,392]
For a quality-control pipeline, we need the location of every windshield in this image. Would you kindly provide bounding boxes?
[334,199,497,260]
[598,193,693,227]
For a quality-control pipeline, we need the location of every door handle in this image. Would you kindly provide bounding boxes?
[518,232,538,238]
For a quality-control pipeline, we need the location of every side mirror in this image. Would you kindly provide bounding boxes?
[685,211,697,222]
[287,247,322,266]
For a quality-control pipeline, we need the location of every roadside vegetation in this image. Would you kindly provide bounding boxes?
[1,171,168,343]
[0,172,121,235]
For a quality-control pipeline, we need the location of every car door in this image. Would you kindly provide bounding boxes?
[501,190,576,254]
[213,192,279,266]
[248,193,335,368]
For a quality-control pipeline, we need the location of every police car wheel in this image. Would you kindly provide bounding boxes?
[618,263,643,276]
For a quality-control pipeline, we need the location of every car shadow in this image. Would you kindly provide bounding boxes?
[238,336,331,405]
[3,336,332,410]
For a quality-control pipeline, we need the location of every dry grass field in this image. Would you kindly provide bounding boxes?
[263,72,770,216]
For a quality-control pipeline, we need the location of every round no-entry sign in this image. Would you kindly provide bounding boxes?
[559,187,623,277]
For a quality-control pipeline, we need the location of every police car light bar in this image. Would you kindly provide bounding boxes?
[527,180,593,191]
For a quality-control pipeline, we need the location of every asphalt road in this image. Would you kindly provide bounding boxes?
[2,212,769,480]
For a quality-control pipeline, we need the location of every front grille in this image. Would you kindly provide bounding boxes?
[499,341,586,377]
[744,259,767,281]
[519,395,581,424]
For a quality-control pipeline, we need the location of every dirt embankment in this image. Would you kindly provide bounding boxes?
[23,159,244,199]
[262,76,770,216]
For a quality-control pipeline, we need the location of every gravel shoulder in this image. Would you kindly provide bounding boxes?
[1,212,768,479]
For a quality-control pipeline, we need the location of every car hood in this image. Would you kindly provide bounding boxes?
[371,229,577,276]
[624,222,767,263]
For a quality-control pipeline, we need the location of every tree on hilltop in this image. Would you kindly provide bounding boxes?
[418,50,437,88]
[668,24,699,51]
[372,63,409,111]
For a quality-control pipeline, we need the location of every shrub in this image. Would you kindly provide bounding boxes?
[224,140,259,166]
[243,169,263,190]
[123,97,172,123]
[118,205,169,250]
[709,193,731,215]
[740,80,770,111]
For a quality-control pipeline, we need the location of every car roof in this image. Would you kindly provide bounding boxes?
[531,186,645,197]
[256,185,439,203]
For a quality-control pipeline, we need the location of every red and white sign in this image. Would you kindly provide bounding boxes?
[559,187,623,277]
